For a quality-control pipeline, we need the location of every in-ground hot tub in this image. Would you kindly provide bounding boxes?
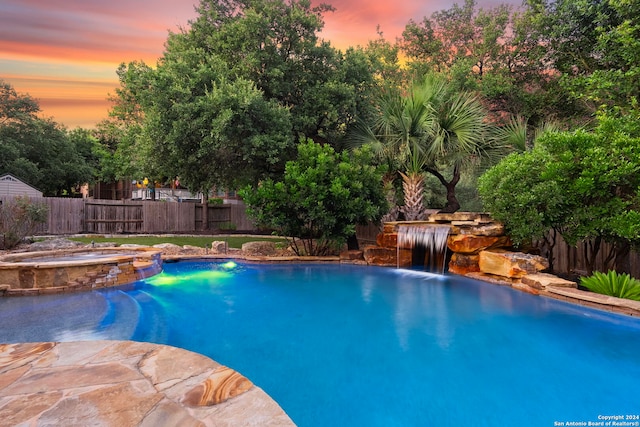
[0,247,163,296]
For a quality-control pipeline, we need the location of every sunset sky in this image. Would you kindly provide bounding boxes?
[0,0,516,129]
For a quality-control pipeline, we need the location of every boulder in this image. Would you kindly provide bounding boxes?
[382,222,399,234]
[448,253,480,275]
[376,232,398,249]
[151,243,184,255]
[427,212,492,223]
[363,245,411,267]
[479,250,549,278]
[181,245,204,255]
[87,242,117,248]
[447,234,510,255]
[211,241,228,253]
[152,243,182,250]
[340,250,364,261]
[241,241,276,256]
[457,222,505,237]
[28,238,84,251]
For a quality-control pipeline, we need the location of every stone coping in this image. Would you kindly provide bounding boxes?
[465,272,640,317]
[0,248,164,297]
[163,254,341,263]
[0,340,295,426]
[544,286,640,316]
[0,247,162,268]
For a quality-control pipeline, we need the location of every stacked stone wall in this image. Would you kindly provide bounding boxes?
[0,249,162,296]
[362,212,578,297]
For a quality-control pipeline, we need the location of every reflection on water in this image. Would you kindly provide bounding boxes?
[391,270,453,351]
[360,274,375,304]
[0,292,109,343]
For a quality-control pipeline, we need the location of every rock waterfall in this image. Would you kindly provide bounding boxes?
[397,224,451,273]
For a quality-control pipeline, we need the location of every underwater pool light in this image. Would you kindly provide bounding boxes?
[221,261,237,270]
[146,272,180,286]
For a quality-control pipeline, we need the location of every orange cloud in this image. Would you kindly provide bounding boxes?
[1,41,159,67]
[39,98,113,129]
[4,74,116,128]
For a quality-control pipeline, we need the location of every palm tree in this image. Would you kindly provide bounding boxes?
[349,83,437,220]
[421,79,495,213]
[351,74,506,215]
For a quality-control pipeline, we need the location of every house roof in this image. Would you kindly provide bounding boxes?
[0,173,43,196]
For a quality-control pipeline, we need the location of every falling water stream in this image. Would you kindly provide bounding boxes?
[397,224,451,273]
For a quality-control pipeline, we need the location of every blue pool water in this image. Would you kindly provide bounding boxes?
[1,261,639,426]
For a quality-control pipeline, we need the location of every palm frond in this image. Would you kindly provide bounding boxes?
[491,116,563,152]
[492,116,528,152]
[424,90,487,161]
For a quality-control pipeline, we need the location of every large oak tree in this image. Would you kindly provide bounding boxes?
[113,0,379,193]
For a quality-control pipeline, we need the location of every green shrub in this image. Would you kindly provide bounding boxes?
[240,140,386,256]
[580,270,640,301]
[0,196,48,249]
[208,198,224,205]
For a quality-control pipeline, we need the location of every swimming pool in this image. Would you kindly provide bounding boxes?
[1,261,639,426]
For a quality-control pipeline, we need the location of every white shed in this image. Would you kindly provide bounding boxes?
[0,174,43,198]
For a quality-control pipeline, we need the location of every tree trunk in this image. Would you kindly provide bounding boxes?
[439,182,460,213]
[427,165,461,214]
[537,229,558,272]
[583,236,602,276]
[614,240,631,274]
[399,171,426,221]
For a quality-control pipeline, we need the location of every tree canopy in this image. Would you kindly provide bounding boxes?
[352,74,505,215]
[479,112,640,273]
[111,0,380,193]
[398,0,598,126]
[0,80,101,196]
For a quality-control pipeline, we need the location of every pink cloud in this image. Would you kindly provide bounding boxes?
[1,0,520,128]
[0,0,195,63]
[317,0,518,49]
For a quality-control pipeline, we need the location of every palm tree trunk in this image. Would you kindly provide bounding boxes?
[399,171,426,221]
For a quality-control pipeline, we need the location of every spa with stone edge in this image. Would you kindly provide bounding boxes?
[0,247,162,296]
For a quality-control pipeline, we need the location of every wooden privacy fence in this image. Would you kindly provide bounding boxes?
[0,197,256,235]
[536,232,640,279]
[4,197,639,277]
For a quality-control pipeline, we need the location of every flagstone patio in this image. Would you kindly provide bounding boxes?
[0,340,295,426]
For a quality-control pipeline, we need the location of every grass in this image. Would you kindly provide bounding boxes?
[69,235,287,249]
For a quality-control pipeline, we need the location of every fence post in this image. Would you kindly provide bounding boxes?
[201,194,209,231]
